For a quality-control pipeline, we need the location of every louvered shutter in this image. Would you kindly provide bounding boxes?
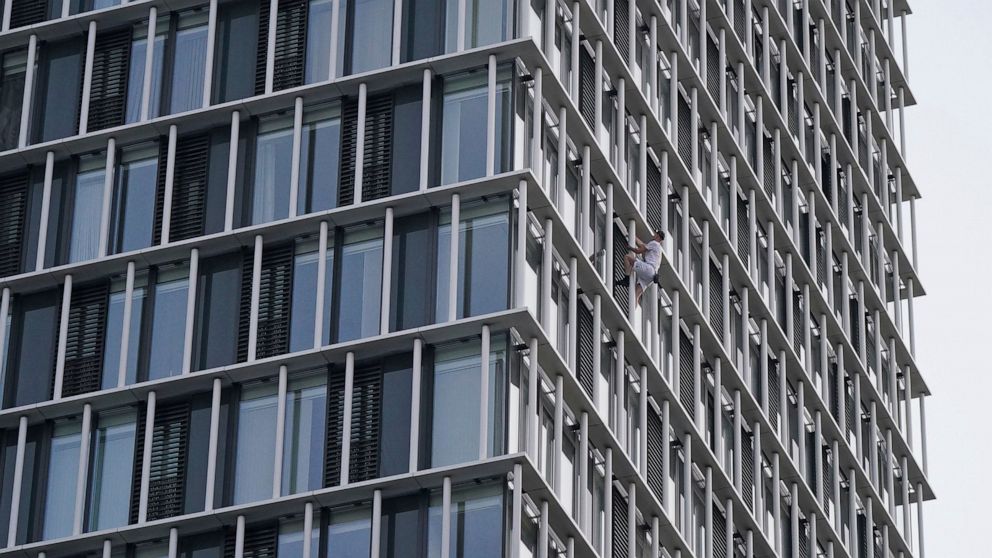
[679,331,694,416]
[768,357,780,430]
[845,384,856,437]
[225,522,278,558]
[255,243,294,359]
[816,228,826,285]
[88,29,132,132]
[614,0,630,63]
[254,0,271,96]
[164,134,210,243]
[130,400,191,523]
[10,0,46,29]
[646,160,663,232]
[337,98,359,206]
[799,210,811,264]
[0,172,28,278]
[58,282,109,398]
[706,35,719,100]
[822,445,833,504]
[323,367,345,487]
[741,428,753,509]
[787,82,799,138]
[709,260,724,339]
[838,174,849,227]
[236,247,254,363]
[646,408,664,503]
[361,94,393,202]
[612,224,630,316]
[793,290,804,351]
[579,48,596,128]
[849,297,860,351]
[576,301,595,398]
[677,93,692,169]
[272,0,308,91]
[857,513,867,558]
[736,196,749,266]
[349,366,382,483]
[733,0,746,41]
[762,135,775,196]
[714,506,727,558]
[828,363,840,423]
[611,486,629,558]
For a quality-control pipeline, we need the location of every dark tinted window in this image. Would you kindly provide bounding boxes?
[32,38,83,143]
[194,253,242,370]
[4,290,58,408]
[212,0,259,104]
[389,213,432,331]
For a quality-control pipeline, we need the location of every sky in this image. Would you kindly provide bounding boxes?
[905,0,992,555]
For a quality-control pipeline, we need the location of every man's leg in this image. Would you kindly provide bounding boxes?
[624,253,636,274]
[635,284,644,306]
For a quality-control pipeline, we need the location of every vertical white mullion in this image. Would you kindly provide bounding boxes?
[1,0,10,31]
[527,337,540,461]
[117,261,136,387]
[5,416,27,547]
[370,489,382,558]
[456,0,466,51]
[72,403,93,536]
[531,69,543,188]
[53,275,72,400]
[34,152,54,270]
[515,180,528,308]
[203,0,218,106]
[668,51,677,138]
[448,194,461,322]
[480,325,491,460]
[567,257,578,369]
[733,390,742,492]
[570,3,580,99]
[234,516,246,558]
[440,477,452,558]
[340,352,355,485]
[224,112,240,231]
[264,0,278,94]
[552,374,563,491]
[328,0,341,79]
[167,528,178,558]
[540,217,553,331]
[578,412,589,529]
[204,377,222,511]
[379,207,394,335]
[409,338,422,472]
[556,107,566,208]
[592,295,602,409]
[419,69,432,191]
[355,83,367,204]
[510,463,522,558]
[140,8,158,121]
[17,35,36,149]
[137,390,156,522]
[0,288,8,371]
[661,400,670,513]
[391,0,402,65]
[302,502,314,558]
[486,55,497,176]
[161,125,178,244]
[704,467,713,558]
[639,115,648,215]
[289,97,304,218]
[638,366,648,476]
[538,500,549,558]
[98,139,116,258]
[594,41,603,141]
[78,21,97,135]
[182,248,200,374]
[580,145,591,251]
[247,235,263,362]
[272,366,288,498]
[314,221,329,347]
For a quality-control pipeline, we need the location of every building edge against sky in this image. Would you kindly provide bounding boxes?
[0,0,929,557]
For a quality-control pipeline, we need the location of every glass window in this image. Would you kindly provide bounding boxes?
[166,12,208,115]
[110,144,159,254]
[335,225,382,343]
[281,372,326,495]
[0,50,27,151]
[389,213,431,331]
[126,22,166,123]
[429,336,506,467]
[465,0,508,49]
[380,356,412,476]
[86,410,136,532]
[101,273,145,389]
[194,253,242,371]
[4,291,58,408]
[440,72,487,185]
[67,156,106,264]
[436,484,504,558]
[278,517,320,557]
[212,0,259,104]
[435,199,511,321]
[326,506,371,558]
[380,495,420,558]
[249,116,294,225]
[402,0,445,62]
[134,541,169,558]
[290,239,318,352]
[305,0,332,83]
[33,38,83,144]
[178,532,224,558]
[42,420,81,541]
[298,105,340,215]
[345,0,394,75]
[232,382,278,505]
[146,266,190,381]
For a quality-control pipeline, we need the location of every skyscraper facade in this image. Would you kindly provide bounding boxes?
[0,0,930,557]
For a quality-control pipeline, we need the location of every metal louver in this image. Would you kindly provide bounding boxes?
[272,0,308,91]
[58,282,109,398]
[254,0,271,96]
[361,94,393,203]
[679,331,694,416]
[741,427,754,509]
[611,485,629,558]
[0,172,28,278]
[579,48,596,128]
[706,35,720,100]
[612,223,630,316]
[646,407,665,503]
[88,28,132,132]
[733,0,747,41]
[576,301,595,398]
[677,93,692,169]
[254,243,294,359]
[151,139,169,245]
[225,522,277,558]
[337,98,359,206]
[737,196,749,266]
[646,160,664,232]
[710,260,724,340]
[10,0,46,30]
[236,247,254,363]
[323,367,345,487]
[768,357,780,430]
[349,366,382,483]
[165,134,210,242]
[614,0,630,63]
[793,290,805,351]
[713,506,728,558]
[130,400,191,523]
[762,135,775,196]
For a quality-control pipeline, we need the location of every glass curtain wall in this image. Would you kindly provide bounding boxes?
[110,144,159,255]
[250,116,294,225]
[67,155,106,264]
[232,382,278,505]
[42,420,82,540]
[86,410,137,532]
[297,104,340,215]
[281,372,327,495]
[335,225,382,342]
[166,11,209,115]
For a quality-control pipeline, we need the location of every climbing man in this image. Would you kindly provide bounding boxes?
[623,229,666,307]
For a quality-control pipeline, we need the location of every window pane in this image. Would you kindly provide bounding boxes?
[326,507,371,558]
[167,16,208,115]
[5,291,57,408]
[233,383,278,505]
[195,253,241,370]
[290,242,319,352]
[336,227,382,342]
[430,341,480,467]
[0,50,26,151]
[278,518,320,557]
[447,484,504,558]
[440,73,487,185]
[466,0,508,48]
[147,268,189,381]
[281,373,326,495]
[380,495,420,558]
[348,0,393,74]
[111,146,159,254]
[298,106,340,214]
[34,39,83,143]
[379,357,411,476]
[43,421,81,541]
[101,278,144,389]
[435,200,510,320]
[250,119,293,225]
[389,213,430,331]
[87,411,136,532]
[213,1,258,104]
[68,161,106,264]
[305,0,332,83]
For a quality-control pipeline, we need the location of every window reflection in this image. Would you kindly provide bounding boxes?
[68,156,106,264]
[126,22,165,123]
[326,506,371,558]
[86,410,136,532]
[305,0,332,83]
[110,145,159,254]
[281,372,327,495]
[336,226,382,342]
[167,13,208,115]
[42,420,81,540]
[298,105,340,215]
[250,117,294,225]
[233,382,278,505]
[101,274,145,389]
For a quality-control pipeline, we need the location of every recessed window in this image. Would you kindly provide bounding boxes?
[86,409,137,532]
[249,116,294,225]
[0,50,27,151]
[42,419,82,540]
[335,225,382,343]
[110,144,159,255]
[281,372,327,495]
[166,12,209,115]
[325,506,371,557]
[66,155,106,264]
[298,104,341,215]
[232,381,278,505]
